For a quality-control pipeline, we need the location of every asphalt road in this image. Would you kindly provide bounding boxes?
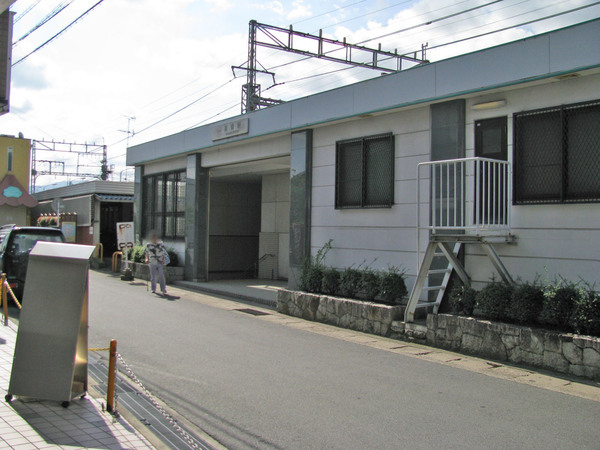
[87,271,600,450]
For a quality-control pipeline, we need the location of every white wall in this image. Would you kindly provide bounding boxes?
[259,172,290,279]
[464,72,600,286]
[310,70,600,290]
[311,105,431,289]
[202,134,290,168]
[143,156,187,175]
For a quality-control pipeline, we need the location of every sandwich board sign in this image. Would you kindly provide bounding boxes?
[117,222,135,251]
[6,242,95,406]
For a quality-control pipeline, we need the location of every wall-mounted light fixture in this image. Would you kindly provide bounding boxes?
[472,99,507,110]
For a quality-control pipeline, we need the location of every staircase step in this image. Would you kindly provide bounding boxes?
[428,269,451,275]
[422,285,444,291]
[414,302,438,309]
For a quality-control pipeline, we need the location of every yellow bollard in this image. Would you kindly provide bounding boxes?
[95,242,104,260]
[106,339,117,413]
[1,273,7,326]
[112,252,123,273]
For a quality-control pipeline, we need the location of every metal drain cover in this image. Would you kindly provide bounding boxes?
[234,308,271,316]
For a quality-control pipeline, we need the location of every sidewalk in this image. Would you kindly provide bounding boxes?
[174,278,286,307]
[0,322,154,449]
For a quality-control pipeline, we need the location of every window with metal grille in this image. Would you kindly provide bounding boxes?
[143,170,186,239]
[514,99,600,204]
[335,133,394,208]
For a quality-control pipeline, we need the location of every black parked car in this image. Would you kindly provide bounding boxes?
[0,225,66,300]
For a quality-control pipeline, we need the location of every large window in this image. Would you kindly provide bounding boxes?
[514,100,600,204]
[143,170,186,239]
[335,133,394,209]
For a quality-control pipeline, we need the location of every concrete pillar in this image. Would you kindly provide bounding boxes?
[288,130,312,290]
[133,166,143,244]
[185,154,209,281]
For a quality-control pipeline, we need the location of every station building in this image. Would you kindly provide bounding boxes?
[127,20,600,295]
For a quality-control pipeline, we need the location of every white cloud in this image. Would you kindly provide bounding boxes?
[204,0,233,12]
[287,0,312,20]
[3,0,598,188]
[252,1,285,16]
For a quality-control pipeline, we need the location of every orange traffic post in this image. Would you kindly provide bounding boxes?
[106,339,117,413]
[95,243,104,260]
[1,273,7,326]
[112,252,123,273]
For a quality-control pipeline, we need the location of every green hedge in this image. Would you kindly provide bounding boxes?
[126,245,179,267]
[298,241,407,305]
[448,277,600,337]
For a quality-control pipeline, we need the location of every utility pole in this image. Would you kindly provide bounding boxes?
[118,115,136,148]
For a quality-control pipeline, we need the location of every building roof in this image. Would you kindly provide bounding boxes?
[0,174,38,207]
[127,18,600,166]
[33,181,134,202]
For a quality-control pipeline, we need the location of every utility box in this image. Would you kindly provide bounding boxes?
[6,241,95,406]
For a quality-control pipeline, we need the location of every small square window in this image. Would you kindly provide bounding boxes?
[335,133,394,209]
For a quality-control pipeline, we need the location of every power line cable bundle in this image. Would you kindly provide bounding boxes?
[13,0,74,47]
[13,0,105,66]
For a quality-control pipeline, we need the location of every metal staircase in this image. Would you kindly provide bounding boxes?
[404,241,463,322]
[405,157,516,323]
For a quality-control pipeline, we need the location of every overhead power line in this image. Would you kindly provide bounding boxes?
[425,0,600,51]
[12,0,104,67]
[14,0,43,24]
[106,78,236,158]
[263,1,600,105]
[13,0,75,47]
[265,0,497,72]
[356,0,504,45]
[293,0,369,25]
[183,102,239,131]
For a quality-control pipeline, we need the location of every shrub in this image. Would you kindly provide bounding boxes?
[298,240,332,294]
[508,283,544,325]
[321,268,340,296]
[379,267,407,304]
[540,282,579,329]
[570,287,600,336]
[307,265,325,293]
[165,248,179,266]
[361,269,381,302]
[38,217,49,227]
[449,285,478,315]
[339,268,362,299]
[475,282,513,321]
[127,245,146,263]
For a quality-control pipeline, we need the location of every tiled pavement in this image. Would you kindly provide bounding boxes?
[0,321,155,449]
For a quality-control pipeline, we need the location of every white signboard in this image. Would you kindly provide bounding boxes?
[116,222,134,251]
[211,117,249,141]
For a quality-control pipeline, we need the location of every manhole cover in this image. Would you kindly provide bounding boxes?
[234,308,271,316]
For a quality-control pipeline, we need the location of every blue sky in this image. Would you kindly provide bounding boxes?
[4,0,600,188]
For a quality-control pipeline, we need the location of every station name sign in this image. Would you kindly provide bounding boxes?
[211,118,249,141]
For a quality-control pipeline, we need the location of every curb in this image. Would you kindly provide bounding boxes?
[173,281,277,308]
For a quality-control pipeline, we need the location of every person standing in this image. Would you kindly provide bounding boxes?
[145,232,167,295]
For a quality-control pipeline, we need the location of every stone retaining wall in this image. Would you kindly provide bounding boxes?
[277,290,600,380]
[427,314,600,380]
[277,289,402,337]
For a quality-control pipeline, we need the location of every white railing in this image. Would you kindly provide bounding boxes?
[417,157,512,235]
